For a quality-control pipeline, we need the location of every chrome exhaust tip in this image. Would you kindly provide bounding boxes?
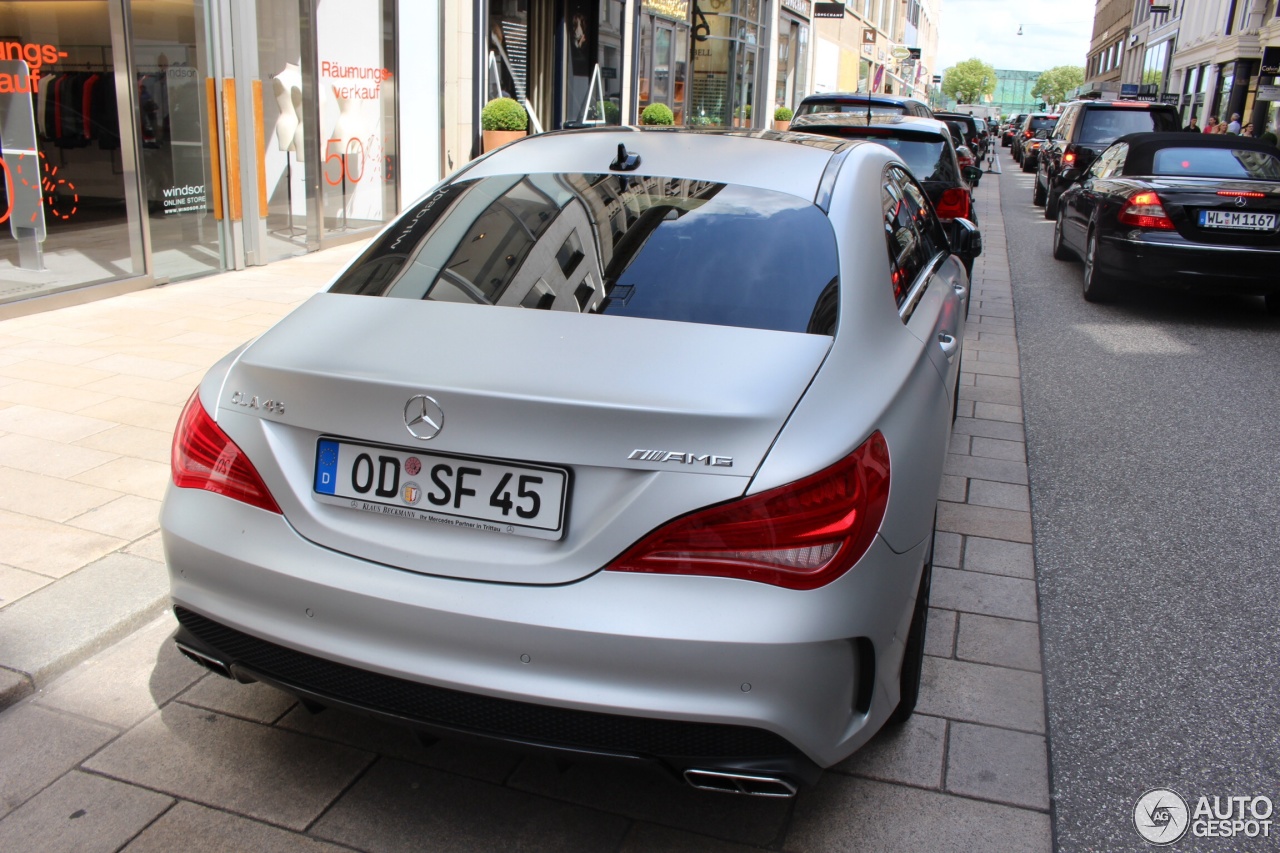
[683,769,799,798]
[175,641,234,680]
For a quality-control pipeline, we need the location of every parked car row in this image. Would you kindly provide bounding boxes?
[1021,100,1280,314]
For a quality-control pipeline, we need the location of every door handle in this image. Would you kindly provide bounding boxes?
[952,282,967,299]
[937,332,958,362]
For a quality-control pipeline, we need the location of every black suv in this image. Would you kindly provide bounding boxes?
[1035,99,1180,218]
[794,92,934,119]
[935,111,988,160]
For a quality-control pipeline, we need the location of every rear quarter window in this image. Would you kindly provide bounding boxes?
[331,174,841,336]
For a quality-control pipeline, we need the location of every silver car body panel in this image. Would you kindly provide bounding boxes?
[164,128,964,772]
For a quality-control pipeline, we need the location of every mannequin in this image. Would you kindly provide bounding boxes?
[272,62,302,158]
[330,86,362,153]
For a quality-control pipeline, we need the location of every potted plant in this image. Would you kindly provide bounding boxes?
[774,106,793,131]
[734,104,752,128]
[481,97,528,152]
[640,103,674,126]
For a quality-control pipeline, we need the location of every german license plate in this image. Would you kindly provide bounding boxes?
[1199,210,1277,230]
[313,438,568,540]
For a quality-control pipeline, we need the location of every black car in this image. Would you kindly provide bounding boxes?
[1036,99,1180,218]
[794,92,934,119]
[935,111,988,160]
[1012,113,1058,168]
[1051,132,1280,311]
[1002,114,1028,148]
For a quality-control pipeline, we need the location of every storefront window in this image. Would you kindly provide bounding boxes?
[565,0,626,125]
[776,9,811,111]
[688,0,767,127]
[257,0,307,262]
[637,0,690,123]
[0,0,144,303]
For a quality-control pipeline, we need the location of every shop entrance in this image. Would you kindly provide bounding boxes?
[638,9,689,124]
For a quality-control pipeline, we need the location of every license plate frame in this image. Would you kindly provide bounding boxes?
[1198,209,1278,231]
[313,437,569,541]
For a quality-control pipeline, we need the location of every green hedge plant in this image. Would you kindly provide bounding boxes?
[481,98,528,131]
[774,106,794,122]
[640,103,675,126]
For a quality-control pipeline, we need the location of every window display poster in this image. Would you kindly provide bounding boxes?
[316,0,391,223]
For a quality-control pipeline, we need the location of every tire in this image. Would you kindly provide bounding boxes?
[1052,207,1076,261]
[888,548,932,726]
[1020,156,1034,173]
[1083,226,1118,303]
[1032,174,1046,206]
[1044,187,1059,220]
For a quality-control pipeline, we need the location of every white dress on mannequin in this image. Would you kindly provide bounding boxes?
[273,62,304,162]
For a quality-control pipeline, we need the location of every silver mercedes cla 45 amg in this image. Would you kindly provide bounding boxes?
[162,127,976,796]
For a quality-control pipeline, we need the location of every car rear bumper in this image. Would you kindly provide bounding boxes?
[162,486,926,781]
[1098,234,1280,295]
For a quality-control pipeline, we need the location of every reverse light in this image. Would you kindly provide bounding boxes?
[606,432,891,590]
[935,186,971,220]
[172,390,281,513]
[1117,190,1176,230]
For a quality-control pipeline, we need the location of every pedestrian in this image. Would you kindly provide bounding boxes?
[1227,112,1242,134]
[1262,118,1279,148]
[1242,122,1254,137]
[1184,116,1200,132]
[1204,116,1219,133]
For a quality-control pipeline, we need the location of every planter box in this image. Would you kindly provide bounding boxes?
[482,129,526,152]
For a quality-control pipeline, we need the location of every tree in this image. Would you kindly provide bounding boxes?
[941,59,997,105]
[1032,65,1085,108]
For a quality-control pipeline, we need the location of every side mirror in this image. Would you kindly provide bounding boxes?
[948,218,982,262]
[961,165,983,185]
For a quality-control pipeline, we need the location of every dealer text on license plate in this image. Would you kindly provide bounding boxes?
[313,438,568,540]
[1199,210,1277,230]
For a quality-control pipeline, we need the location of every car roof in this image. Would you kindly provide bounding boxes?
[460,126,870,202]
[790,114,954,138]
[799,92,928,107]
[1064,99,1177,110]
[1110,131,1280,173]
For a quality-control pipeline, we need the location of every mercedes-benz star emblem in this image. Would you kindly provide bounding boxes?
[1235,195,1247,208]
[404,395,444,440]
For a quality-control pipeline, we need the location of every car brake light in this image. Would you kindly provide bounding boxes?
[1217,190,1266,198]
[1117,191,1176,230]
[1024,130,1033,138]
[606,432,890,590]
[1063,152,1076,164]
[936,187,971,220]
[172,390,281,513]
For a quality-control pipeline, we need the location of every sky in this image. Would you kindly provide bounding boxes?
[935,0,1095,74]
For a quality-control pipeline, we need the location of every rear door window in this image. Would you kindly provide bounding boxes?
[331,174,841,336]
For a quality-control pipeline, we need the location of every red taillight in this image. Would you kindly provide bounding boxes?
[935,186,971,220]
[1117,191,1176,230]
[957,152,974,169]
[1024,130,1033,138]
[1217,190,1266,198]
[606,432,891,590]
[1063,152,1076,164]
[172,391,281,513]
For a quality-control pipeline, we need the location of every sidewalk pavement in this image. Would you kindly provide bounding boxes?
[0,169,1056,851]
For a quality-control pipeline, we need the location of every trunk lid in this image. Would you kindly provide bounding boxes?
[1148,178,1280,246]
[216,293,832,584]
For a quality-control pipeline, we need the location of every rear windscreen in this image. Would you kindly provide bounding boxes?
[1028,117,1057,131]
[330,174,841,335]
[1078,108,1178,144]
[1151,148,1280,180]
[797,102,905,117]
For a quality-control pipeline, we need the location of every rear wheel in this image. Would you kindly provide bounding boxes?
[888,550,932,725]
[1083,226,1118,303]
[1032,174,1046,206]
[1020,156,1034,173]
[1052,208,1075,261]
[1044,187,1059,220]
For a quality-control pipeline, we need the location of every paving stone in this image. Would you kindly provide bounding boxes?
[938,474,967,502]
[0,667,32,708]
[0,433,119,478]
[66,494,162,541]
[74,424,172,465]
[35,615,202,729]
[924,607,957,658]
[0,562,53,607]
[276,705,522,784]
[970,436,1026,462]
[0,510,126,579]
[948,434,972,455]
[507,754,789,846]
[0,553,169,695]
[0,466,122,523]
[0,704,117,819]
[973,401,1023,423]
[955,398,975,418]
[974,348,1020,365]
[786,775,1050,853]
[951,416,1025,442]
[83,702,373,831]
[917,658,1045,734]
[123,801,349,853]
[936,502,1033,543]
[967,479,1031,512]
[964,537,1036,579]
[0,404,115,443]
[179,674,298,725]
[619,823,766,853]
[957,614,1043,672]
[967,359,1020,377]
[932,568,1038,622]
[958,384,1022,407]
[123,531,166,563]
[943,453,1028,486]
[946,722,1050,810]
[313,757,630,853]
[932,530,962,569]
[974,375,1022,396]
[833,713,946,789]
[0,771,172,853]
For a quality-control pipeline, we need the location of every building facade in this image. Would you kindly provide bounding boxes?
[1085,0,1136,94]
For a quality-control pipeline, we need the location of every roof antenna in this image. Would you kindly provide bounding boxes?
[609,143,641,172]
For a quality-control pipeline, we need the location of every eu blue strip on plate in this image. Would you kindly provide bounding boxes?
[315,440,339,494]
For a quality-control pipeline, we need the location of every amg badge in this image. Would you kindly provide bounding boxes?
[628,449,733,467]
